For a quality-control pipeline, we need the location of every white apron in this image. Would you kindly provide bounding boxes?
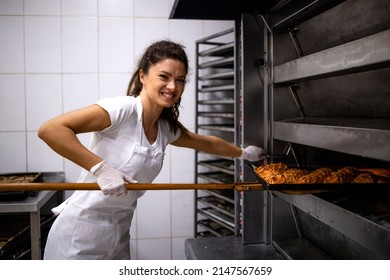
[44,118,165,260]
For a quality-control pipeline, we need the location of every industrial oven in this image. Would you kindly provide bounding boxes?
[171,0,390,259]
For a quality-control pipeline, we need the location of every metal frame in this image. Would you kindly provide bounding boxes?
[194,27,239,238]
[274,29,390,83]
[239,13,271,245]
[274,191,390,259]
[273,117,390,161]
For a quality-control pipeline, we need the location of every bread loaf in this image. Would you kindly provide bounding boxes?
[296,167,333,184]
[254,163,381,185]
[352,172,375,183]
[255,162,289,184]
[323,166,357,183]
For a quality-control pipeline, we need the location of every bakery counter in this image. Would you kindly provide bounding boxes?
[185,235,334,260]
[0,172,64,259]
[185,236,284,260]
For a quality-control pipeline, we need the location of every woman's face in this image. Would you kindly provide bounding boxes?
[140,58,187,109]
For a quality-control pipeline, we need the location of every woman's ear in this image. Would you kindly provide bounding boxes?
[139,70,145,84]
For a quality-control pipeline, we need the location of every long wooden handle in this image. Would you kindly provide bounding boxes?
[0,182,264,192]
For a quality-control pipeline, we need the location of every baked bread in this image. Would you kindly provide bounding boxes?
[253,163,381,185]
[255,162,289,174]
[270,168,309,184]
[282,168,309,183]
[258,169,283,184]
[296,167,333,184]
[352,172,375,183]
[255,163,289,184]
[323,166,358,183]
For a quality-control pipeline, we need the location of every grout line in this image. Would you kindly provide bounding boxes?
[60,0,65,172]
[22,0,28,172]
[97,0,101,100]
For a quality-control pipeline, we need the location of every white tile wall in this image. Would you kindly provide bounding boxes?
[130,239,137,259]
[24,0,61,15]
[62,0,97,16]
[137,190,171,239]
[134,18,170,57]
[171,190,194,237]
[135,0,171,18]
[137,238,171,260]
[62,17,98,73]
[0,75,25,131]
[0,0,23,15]
[99,0,133,17]
[0,17,24,73]
[99,73,130,98]
[0,0,234,260]
[172,237,188,259]
[63,74,99,111]
[99,17,134,73]
[25,16,62,73]
[27,131,63,172]
[0,132,26,173]
[25,74,62,130]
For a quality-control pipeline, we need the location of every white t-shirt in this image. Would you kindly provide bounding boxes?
[77,95,181,183]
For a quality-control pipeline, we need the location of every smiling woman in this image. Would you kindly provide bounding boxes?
[38,39,265,260]
[127,40,189,136]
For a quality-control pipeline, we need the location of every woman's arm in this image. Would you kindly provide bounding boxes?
[38,104,111,170]
[171,129,243,158]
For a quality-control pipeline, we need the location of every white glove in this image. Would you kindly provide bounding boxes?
[90,161,136,196]
[240,145,265,162]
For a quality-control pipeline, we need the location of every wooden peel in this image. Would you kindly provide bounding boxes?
[0,182,264,192]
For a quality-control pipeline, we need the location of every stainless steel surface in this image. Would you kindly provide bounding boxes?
[273,238,332,260]
[271,0,320,29]
[198,160,235,175]
[177,0,390,259]
[185,235,284,260]
[269,0,347,31]
[30,211,40,260]
[0,191,57,213]
[240,13,269,244]
[273,117,390,161]
[268,0,390,259]
[0,172,64,260]
[198,84,235,92]
[274,29,390,83]
[274,191,390,259]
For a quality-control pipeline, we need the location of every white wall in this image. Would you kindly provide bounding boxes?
[0,0,233,259]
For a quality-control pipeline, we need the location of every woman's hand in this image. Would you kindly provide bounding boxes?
[90,161,137,196]
[240,146,265,162]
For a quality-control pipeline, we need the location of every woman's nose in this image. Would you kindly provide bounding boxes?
[167,80,176,90]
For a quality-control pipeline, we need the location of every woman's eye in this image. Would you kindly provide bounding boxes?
[159,74,169,80]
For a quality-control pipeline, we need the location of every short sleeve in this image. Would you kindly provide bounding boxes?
[158,119,182,145]
[171,126,182,143]
[95,96,137,132]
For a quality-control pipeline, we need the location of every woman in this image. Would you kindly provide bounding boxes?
[38,40,264,259]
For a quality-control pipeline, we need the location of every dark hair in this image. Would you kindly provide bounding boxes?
[127,40,189,134]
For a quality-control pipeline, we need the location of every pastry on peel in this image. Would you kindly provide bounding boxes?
[323,166,358,183]
[254,163,381,185]
[296,167,333,184]
[352,172,375,183]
